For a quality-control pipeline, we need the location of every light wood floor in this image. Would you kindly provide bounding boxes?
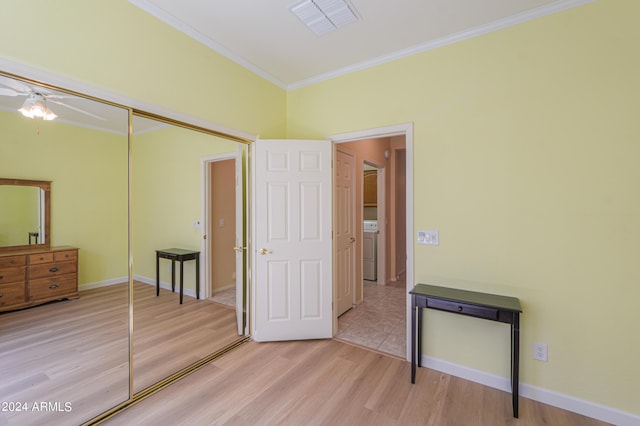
[105,339,610,426]
[0,281,241,426]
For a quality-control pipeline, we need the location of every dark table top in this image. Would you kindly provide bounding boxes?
[156,248,200,256]
[411,283,522,313]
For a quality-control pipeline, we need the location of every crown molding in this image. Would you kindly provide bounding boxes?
[128,0,289,90]
[132,0,594,91]
[288,0,596,90]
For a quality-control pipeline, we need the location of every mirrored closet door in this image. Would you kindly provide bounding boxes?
[0,72,130,425]
[130,114,248,393]
[0,70,250,425]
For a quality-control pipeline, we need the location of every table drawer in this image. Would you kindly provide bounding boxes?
[29,261,77,279]
[55,250,77,262]
[28,252,55,265]
[0,283,26,307]
[0,255,26,268]
[0,267,26,284]
[427,298,499,321]
[29,274,77,300]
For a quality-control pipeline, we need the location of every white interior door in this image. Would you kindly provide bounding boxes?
[234,145,245,335]
[335,148,356,316]
[253,139,333,341]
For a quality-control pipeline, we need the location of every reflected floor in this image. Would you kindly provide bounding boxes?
[336,279,407,358]
[132,281,240,392]
[0,284,130,426]
[210,286,236,308]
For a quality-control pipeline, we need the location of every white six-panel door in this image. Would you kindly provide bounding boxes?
[253,139,333,341]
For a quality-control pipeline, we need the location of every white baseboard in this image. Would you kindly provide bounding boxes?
[134,274,198,299]
[79,276,128,291]
[421,355,640,426]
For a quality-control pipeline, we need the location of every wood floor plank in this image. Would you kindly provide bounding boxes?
[0,281,242,426]
[105,339,612,426]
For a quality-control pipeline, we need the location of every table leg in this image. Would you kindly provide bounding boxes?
[411,296,417,383]
[156,254,160,296]
[171,259,176,292]
[179,260,184,304]
[417,305,423,368]
[196,253,200,300]
[511,312,520,418]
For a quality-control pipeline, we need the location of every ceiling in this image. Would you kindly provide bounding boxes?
[129,0,588,89]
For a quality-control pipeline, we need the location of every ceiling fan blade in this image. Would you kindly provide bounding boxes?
[0,87,20,96]
[0,77,32,95]
[48,99,106,121]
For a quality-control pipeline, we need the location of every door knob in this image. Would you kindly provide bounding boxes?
[259,248,273,255]
[349,237,356,243]
[233,246,246,252]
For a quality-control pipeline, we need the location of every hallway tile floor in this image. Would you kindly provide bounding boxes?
[336,280,407,358]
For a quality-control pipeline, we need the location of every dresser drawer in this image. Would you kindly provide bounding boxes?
[29,274,77,300]
[427,298,499,321]
[0,255,26,268]
[0,283,26,307]
[28,252,55,265]
[54,250,77,262]
[0,267,26,284]
[29,260,77,279]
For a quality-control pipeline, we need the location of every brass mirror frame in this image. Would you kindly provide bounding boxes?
[0,178,51,253]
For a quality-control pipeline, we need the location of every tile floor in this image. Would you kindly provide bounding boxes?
[336,279,407,358]
[210,286,236,307]
[212,279,408,359]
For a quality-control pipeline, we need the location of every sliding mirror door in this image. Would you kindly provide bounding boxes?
[130,114,248,393]
[0,73,130,425]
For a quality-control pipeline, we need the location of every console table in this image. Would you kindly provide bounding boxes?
[410,283,522,417]
[155,248,200,304]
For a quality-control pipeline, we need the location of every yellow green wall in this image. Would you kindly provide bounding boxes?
[0,0,287,138]
[287,0,640,415]
[0,110,128,285]
[131,121,242,290]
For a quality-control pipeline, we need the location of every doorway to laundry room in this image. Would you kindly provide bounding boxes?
[334,135,407,358]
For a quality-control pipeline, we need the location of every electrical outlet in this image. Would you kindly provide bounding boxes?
[533,342,548,362]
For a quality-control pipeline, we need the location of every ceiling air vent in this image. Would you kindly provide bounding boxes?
[290,0,359,37]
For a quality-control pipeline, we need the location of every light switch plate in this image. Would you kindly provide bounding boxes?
[418,230,439,245]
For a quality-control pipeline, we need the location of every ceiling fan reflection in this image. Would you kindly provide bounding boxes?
[0,77,105,121]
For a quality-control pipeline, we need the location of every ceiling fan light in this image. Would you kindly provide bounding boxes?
[18,93,56,120]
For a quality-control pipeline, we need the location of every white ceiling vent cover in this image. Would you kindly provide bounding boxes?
[290,0,359,37]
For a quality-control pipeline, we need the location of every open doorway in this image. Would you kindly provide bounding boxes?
[333,133,408,358]
[201,149,247,336]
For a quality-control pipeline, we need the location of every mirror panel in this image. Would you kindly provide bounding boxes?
[0,73,130,424]
[0,179,49,249]
[131,114,248,393]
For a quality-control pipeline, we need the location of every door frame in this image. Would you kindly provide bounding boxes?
[330,123,413,359]
[200,152,239,300]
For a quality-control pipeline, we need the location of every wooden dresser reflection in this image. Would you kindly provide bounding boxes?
[0,246,79,311]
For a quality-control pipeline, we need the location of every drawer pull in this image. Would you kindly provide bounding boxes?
[457,306,463,312]
[0,293,3,298]
[49,267,59,273]
[49,284,59,289]
[0,275,3,280]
